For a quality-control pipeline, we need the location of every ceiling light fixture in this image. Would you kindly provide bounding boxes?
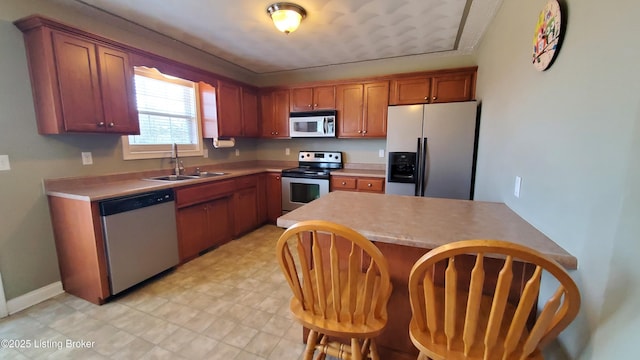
[266,2,306,34]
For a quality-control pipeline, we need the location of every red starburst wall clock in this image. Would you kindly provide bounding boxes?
[532,0,563,71]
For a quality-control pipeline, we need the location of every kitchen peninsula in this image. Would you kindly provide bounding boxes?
[276,191,577,358]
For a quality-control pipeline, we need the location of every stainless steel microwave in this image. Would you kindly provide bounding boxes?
[289,110,336,138]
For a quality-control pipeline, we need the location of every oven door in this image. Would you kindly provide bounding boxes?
[281,176,329,213]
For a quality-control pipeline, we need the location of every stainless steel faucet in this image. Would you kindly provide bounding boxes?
[172,143,184,175]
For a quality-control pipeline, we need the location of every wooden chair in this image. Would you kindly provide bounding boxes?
[408,240,580,360]
[276,220,392,360]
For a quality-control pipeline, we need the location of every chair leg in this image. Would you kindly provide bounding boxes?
[317,334,328,360]
[304,330,319,360]
[351,338,362,360]
[368,340,380,360]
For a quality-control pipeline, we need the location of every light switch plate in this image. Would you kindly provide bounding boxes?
[285,148,290,156]
[235,149,240,156]
[0,155,10,171]
[81,152,93,165]
[514,176,522,198]
[378,149,385,158]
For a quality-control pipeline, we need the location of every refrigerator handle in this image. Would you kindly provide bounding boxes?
[415,138,422,196]
[420,137,428,196]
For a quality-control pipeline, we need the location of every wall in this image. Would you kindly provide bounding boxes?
[256,138,386,165]
[474,0,640,358]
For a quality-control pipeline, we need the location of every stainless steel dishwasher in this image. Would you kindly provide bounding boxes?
[99,189,179,295]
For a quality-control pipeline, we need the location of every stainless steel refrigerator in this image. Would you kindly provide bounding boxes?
[385,101,478,199]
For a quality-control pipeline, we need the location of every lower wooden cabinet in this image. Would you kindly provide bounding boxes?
[177,197,232,262]
[233,175,259,236]
[331,175,385,194]
[266,173,282,223]
[175,180,235,262]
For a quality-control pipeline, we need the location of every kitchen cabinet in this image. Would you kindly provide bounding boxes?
[336,81,389,138]
[233,175,259,236]
[331,175,385,194]
[290,86,336,112]
[266,172,282,223]
[15,19,139,134]
[260,89,289,138]
[200,81,259,138]
[389,71,475,105]
[242,87,260,137]
[175,180,235,262]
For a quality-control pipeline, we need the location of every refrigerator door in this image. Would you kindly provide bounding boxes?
[385,105,424,195]
[422,101,477,199]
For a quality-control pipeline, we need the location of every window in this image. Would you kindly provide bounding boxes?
[122,66,204,160]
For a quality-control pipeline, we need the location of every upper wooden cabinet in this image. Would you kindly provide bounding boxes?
[241,87,259,137]
[336,81,389,138]
[215,80,243,136]
[290,86,336,112]
[260,89,290,138]
[389,70,476,105]
[200,81,260,138]
[15,18,139,135]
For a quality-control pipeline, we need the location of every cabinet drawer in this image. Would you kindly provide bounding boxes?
[331,177,357,190]
[176,180,235,208]
[235,174,258,189]
[356,178,385,193]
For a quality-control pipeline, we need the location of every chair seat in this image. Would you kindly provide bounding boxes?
[409,286,543,360]
[290,271,389,339]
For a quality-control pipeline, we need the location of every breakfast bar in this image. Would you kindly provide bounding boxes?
[277,191,577,359]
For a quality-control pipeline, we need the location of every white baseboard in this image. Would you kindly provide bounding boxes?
[0,273,8,318]
[6,281,64,315]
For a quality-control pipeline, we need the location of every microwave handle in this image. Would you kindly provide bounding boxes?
[323,118,328,134]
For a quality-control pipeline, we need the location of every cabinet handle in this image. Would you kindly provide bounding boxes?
[97,122,105,127]
[276,176,280,180]
[274,131,278,135]
[367,183,373,187]
[424,96,428,100]
[108,122,114,128]
[314,103,318,107]
[341,181,346,185]
[357,130,362,134]
[432,96,437,101]
[271,131,275,135]
[308,104,312,108]
[362,130,367,134]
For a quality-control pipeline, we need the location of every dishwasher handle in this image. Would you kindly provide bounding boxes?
[100,189,175,216]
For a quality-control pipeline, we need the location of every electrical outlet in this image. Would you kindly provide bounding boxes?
[0,155,10,171]
[203,149,209,158]
[514,176,522,198]
[81,152,93,165]
[235,149,240,157]
[285,148,290,156]
[378,149,385,158]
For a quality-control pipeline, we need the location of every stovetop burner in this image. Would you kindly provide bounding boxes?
[281,151,343,179]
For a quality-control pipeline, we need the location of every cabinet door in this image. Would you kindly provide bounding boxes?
[177,204,210,262]
[356,178,385,193]
[363,81,389,137]
[389,77,431,105]
[330,176,357,191]
[207,197,233,247]
[97,45,139,134]
[266,173,282,223]
[430,73,474,103]
[199,81,219,138]
[290,87,313,112]
[217,80,243,136]
[313,86,336,110]
[336,84,364,138]
[259,91,274,137]
[52,31,105,132]
[272,89,290,138]
[234,187,259,236]
[242,88,259,137]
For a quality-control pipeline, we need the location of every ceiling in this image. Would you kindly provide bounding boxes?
[72,0,503,75]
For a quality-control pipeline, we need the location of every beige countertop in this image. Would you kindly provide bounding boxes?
[277,191,577,269]
[45,166,286,202]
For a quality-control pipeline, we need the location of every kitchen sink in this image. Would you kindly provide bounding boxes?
[144,175,200,182]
